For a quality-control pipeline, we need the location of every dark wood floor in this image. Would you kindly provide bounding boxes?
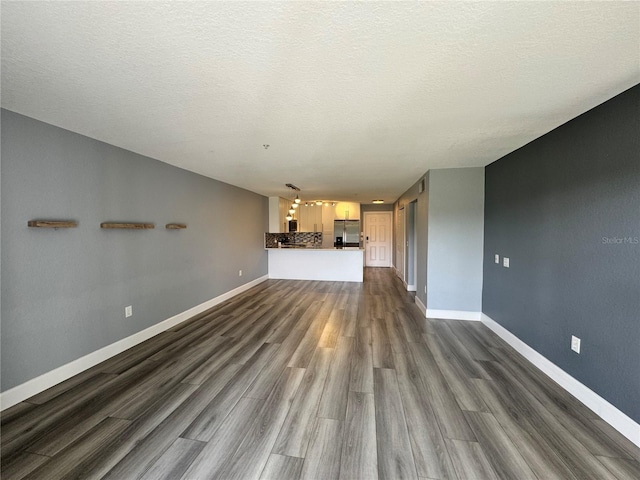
[2,268,639,479]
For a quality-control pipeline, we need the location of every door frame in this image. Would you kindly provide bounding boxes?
[363,211,393,268]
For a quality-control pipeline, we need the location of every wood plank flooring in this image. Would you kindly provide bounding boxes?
[2,268,639,479]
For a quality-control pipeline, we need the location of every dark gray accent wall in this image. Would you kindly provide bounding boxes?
[1,109,268,391]
[483,85,640,423]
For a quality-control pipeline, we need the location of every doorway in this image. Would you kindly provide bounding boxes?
[363,211,392,267]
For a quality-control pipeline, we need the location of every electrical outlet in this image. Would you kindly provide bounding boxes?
[494,254,500,264]
[571,335,581,354]
[503,257,510,268]
[239,270,243,277]
[125,305,132,318]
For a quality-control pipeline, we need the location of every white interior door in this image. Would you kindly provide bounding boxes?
[364,212,392,267]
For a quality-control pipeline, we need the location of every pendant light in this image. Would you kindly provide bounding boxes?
[284,183,301,223]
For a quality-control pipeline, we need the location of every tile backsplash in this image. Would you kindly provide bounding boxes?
[264,232,322,248]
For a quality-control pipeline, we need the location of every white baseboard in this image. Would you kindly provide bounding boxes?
[415,296,427,316]
[426,309,482,321]
[393,266,402,279]
[0,275,269,411]
[481,313,640,448]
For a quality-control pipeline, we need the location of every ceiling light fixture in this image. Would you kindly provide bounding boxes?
[316,201,323,206]
[286,214,292,221]
[289,208,295,215]
[294,195,301,204]
[372,200,384,204]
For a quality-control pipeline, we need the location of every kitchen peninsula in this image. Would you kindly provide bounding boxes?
[265,232,364,282]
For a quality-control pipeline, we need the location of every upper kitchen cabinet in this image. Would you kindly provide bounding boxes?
[334,202,360,220]
[279,197,291,232]
[297,204,309,231]
[276,200,359,238]
[268,197,292,232]
[298,203,323,232]
[321,204,336,248]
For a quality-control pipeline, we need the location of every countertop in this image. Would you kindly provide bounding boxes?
[266,245,364,251]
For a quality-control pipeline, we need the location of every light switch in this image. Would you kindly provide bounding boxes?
[571,335,581,354]
[494,254,500,264]
[503,257,510,268]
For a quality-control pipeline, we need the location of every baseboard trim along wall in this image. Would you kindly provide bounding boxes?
[426,309,482,321]
[393,266,403,281]
[0,275,269,411]
[481,313,640,448]
[415,296,427,316]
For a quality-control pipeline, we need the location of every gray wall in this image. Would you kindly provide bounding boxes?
[482,85,640,423]
[1,110,268,391]
[396,168,484,312]
[427,168,484,311]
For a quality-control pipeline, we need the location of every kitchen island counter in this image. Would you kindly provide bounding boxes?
[268,247,364,282]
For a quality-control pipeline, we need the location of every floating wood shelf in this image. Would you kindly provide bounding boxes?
[165,223,187,229]
[100,222,154,230]
[28,220,77,229]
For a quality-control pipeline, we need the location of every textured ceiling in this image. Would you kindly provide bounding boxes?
[2,1,639,203]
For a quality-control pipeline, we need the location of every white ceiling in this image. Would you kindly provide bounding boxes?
[2,1,639,203]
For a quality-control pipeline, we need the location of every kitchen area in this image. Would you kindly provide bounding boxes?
[266,194,365,282]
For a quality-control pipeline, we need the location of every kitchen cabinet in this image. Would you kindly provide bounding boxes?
[287,201,361,239]
[334,201,360,220]
[298,203,323,232]
[322,204,336,248]
[279,197,291,232]
[297,204,309,231]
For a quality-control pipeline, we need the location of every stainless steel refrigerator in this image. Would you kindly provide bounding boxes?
[334,220,360,247]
